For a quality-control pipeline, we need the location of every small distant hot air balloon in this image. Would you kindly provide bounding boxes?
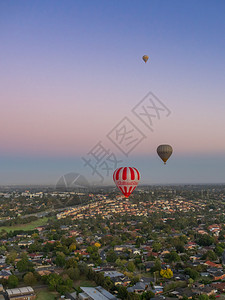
[113,167,140,198]
[142,55,149,63]
[157,144,173,165]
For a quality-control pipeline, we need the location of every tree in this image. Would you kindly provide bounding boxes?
[152,242,161,252]
[0,245,6,253]
[57,278,73,295]
[117,286,128,300]
[136,237,144,248]
[175,242,185,253]
[188,278,194,287]
[24,272,37,286]
[95,272,105,286]
[69,243,76,252]
[203,250,217,261]
[103,276,114,291]
[160,268,173,279]
[151,259,161,272]
[55,253,66,267]
[8,275,19,288]
[94,242,101,248]
[106,250,117,263]
[143,290,155,300]
[165,251,180,263]
[45,273,73,294]
[16,257,34,272]
[90,252,101,264]
[198,295,209,300]
[32,233,39,239]
[130,276,140,285]
[29,242,42,253]
[127,292,141,300]
[67,267,80,280]
[6,251,17,265]
[197,235,214,246]
[181,254,189,262]
[78,262,89,276]
[218,230,225,240]
[127,261,135,272]
[47,273,62,290]
[116,258,123,267]
[66,257,78,269]
[215,244,224,256]
[87,245,98,254]
[184,268,199,280]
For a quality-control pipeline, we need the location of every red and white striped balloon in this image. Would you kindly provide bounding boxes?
[113,167,140,198]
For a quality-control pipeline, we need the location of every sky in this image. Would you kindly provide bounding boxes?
[1,0,225,185]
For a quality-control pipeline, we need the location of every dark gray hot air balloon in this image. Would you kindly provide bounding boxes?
[157,144,173,164]
[142,55,149,63]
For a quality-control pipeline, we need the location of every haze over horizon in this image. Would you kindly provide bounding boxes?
[1,0,225,185]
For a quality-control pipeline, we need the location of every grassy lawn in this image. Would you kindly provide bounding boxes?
[36,291,57,300]
[138,272,154,278]
[0,217,51,232]
[74,278,96,288]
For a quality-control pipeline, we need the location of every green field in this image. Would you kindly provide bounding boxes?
[74,278,96,288]
[36,291,56,300]
[0,217,51,233]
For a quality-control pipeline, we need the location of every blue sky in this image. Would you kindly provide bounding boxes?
[1,0,225,185]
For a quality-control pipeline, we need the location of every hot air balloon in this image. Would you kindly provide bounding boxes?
[157,145,173,165]
[142,55,149,63]
[113,167,140,198]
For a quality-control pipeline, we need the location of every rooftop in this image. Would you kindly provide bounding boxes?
[6,286,34,296]
[80,286,117,300]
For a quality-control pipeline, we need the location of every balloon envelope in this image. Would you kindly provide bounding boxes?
[157,144,173,164]
[142,55,149,63]
[113,167,140,198]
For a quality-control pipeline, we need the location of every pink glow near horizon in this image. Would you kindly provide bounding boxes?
[1,1,225,160]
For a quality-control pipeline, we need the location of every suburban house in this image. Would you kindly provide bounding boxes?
[6,286,36,300]
[0,270,12,280]
[67,286,117,300]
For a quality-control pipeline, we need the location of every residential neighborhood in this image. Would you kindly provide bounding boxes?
[1,185,225,299]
